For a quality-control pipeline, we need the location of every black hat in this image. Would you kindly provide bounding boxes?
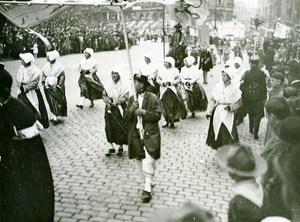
[273,116,300,145]
[271,72,285,82]
[134,73,148,84]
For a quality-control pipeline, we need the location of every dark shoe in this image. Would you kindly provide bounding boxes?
[249,127,253,134]
[191,112,195,118]
[116,148,123,157]
[162,122,169,128]
[76,105,83,109]
[89,102,94,108]
[170,123,175,129]
[254,134,259,140]
[52,119,64,125]
[105,148,116,157]
[141,190,152,203]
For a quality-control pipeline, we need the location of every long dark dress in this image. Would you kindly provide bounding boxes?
[186,83,208,112]
[44,73,67,117]
[0,97,54,222]
[78,72,104,101]
[160,88,187,123]
[206,107,239,150]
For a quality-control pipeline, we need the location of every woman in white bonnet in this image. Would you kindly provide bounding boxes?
[42,50,67,125]
[102,67,129,157]
[17,52,49,128]
[180,56,208,117]
[77,48,104,108]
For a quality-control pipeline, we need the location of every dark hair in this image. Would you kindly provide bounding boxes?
[265,97,291,120]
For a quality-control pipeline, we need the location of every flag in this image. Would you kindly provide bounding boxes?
[0,1,72,28]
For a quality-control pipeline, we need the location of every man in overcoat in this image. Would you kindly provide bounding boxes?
[124,73,161,203]
[242,53,267,140]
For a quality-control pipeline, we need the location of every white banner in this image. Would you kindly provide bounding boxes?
[0,3,71,28]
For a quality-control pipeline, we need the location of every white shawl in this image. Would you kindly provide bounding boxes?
[79,57,98,71]
[16,64,41,112]
[157,67,180,99]
[180,65,201,91]
[211,82,241,140]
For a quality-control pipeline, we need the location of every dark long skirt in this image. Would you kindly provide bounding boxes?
[0,135,54,222]
[160,88,187,122]
[206,108,239,150]
[17,89,49,129]
[44,86,67,117]
[78,73,104,101]
[105,105,128,145]
[186,83,208,112]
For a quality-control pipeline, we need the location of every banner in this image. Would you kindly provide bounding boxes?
[0,2,71,28]
[274,22,290,39]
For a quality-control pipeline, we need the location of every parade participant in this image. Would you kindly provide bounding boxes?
[42,50,67,125]
[233,56,246,126]
[76,48,104,109]
[261,97,291,219]
[0,65,55,222]
[264,45,275,73]
[216,143,267,222]
[243,53,267,140]
[199,46,213,84]
[148,202,216,222]
[206,67,242,150]
[17,52,49,128]
[273,118,300,222]
[103,67,129,157]
[124,73,161,203]
[180,56,207,117]
[156,57,187,129]
[168,23,187,71]
[139,53,159,95]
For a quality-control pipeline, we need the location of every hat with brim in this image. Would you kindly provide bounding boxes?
[134,73,149,85]
[271,72,285,82]
[216,144,267,177]
[19,53,34,64]
[273,116,300,145]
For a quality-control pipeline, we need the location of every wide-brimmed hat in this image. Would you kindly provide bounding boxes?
[134,73,148,84]
[46,50,60,61]
[273,116,300,145]
[291,80,300,90]
[216,144,267,177]
[83,48,94,56]
[164,57,175,67]
[19,52,34,64]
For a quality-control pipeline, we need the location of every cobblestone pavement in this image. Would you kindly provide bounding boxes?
[3,42,266,222]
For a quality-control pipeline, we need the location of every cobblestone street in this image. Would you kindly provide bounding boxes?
[3,42,267,222]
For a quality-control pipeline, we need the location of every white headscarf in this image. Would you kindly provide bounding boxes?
[164,57,175,67]
[184,56,195,66]
[19,53,34,64]
[46,50,60,61]
[84,48,94,57]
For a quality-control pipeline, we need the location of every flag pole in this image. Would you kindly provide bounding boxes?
[119,6,144,140]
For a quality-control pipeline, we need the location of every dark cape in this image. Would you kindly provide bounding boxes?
[0,97,54,222]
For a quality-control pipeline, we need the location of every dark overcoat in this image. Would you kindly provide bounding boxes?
[124,92,161,160]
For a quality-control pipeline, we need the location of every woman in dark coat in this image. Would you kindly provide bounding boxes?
[0,64,54,222]
[199,47,213,84]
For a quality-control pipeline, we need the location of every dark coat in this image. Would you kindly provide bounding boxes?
[199,50,213,71]
[124,92,161,160]
[242,68,267,118]
[228,195,262,222]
